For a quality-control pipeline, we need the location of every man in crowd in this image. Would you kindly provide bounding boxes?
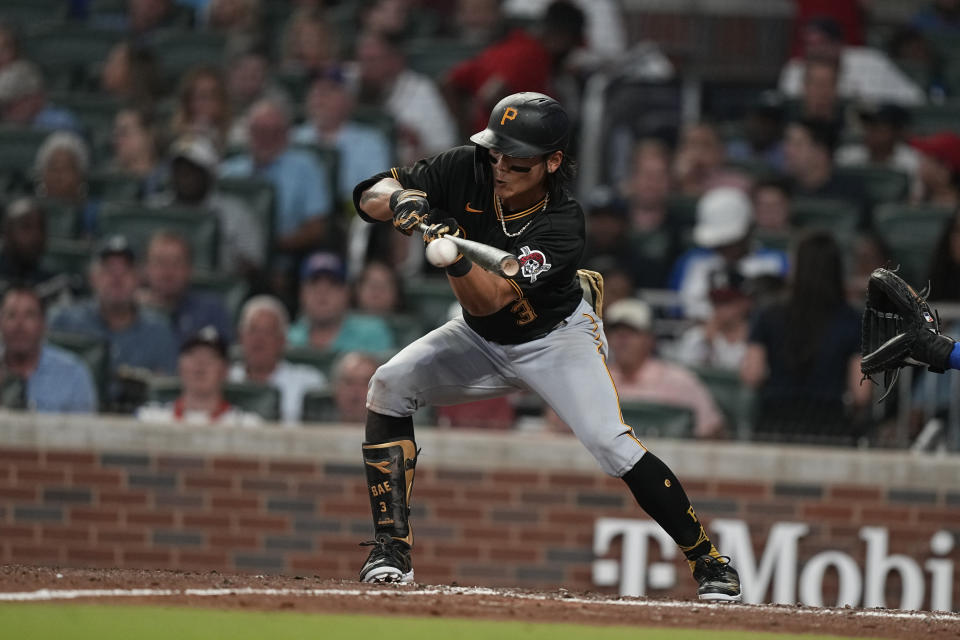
[604,298,725,439]
[286,251,394,354]
[148,135,264,278]
[331,351,380,424]
[220,98,334,258]
[229,295,327,424]
[139,230,233,347]
[836,103,919,188]
[137,325,261,426]
[0,60,81,133]
[0,285,96,413]
[0,198,72,304]
[49,235,177,405]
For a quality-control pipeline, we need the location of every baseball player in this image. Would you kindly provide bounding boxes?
[351,92,742,601]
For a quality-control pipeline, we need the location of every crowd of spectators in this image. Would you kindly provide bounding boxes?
[2,0,960,447]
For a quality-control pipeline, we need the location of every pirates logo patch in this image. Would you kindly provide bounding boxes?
[518,246,551,283]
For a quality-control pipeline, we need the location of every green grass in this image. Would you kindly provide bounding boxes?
[0,603,878,640]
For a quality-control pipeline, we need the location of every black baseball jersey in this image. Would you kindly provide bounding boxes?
[352,146,585,345]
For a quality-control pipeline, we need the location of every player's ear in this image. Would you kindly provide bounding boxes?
[546,151,563,174]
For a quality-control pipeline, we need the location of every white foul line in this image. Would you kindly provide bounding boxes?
[0,586,957,624]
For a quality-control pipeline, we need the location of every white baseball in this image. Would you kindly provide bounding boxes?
[425,237,459,267]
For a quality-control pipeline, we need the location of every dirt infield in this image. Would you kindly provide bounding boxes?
[1,566,958,639]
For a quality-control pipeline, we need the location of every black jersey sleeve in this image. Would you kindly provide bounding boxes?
[352,147,475,223]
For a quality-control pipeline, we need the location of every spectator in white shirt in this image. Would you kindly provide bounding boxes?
[137,325,261,427]
[835,103,921,197]
[779,16,925,106]
[229,295,326,424]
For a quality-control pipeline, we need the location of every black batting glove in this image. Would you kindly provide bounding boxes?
[422,216,462,244]
[389,188,429,235]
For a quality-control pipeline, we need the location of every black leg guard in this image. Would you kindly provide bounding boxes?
[622,452,717,568]
[363,437,418,546]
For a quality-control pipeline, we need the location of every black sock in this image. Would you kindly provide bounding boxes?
[365,410,415,443]
[621,453,714,562]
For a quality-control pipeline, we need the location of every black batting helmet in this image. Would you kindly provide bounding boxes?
[470,92,570,158]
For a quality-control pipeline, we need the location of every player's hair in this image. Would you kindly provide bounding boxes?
[546,151,577,201]
[784,230,846,376]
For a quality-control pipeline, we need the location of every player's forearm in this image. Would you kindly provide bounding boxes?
[359,178,404,222]
[447,263,518,316]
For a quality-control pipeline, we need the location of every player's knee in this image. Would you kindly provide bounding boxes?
[366,361,413,411]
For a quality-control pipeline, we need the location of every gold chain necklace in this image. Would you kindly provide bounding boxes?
[495,194,549,238]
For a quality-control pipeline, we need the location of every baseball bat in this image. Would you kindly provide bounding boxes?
[417,222,520,277]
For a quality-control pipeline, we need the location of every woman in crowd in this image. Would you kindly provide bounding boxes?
[169,66,232,148]
[100,41,165,108]
[110,107,166,197]
[34,132,100,236]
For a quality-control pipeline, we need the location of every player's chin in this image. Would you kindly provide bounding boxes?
[493,179,514,198]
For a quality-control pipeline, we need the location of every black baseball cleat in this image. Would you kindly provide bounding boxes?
[693,554,742,602]
[359,534,414,583]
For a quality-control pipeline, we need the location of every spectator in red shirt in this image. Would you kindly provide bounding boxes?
[444,0,585,135]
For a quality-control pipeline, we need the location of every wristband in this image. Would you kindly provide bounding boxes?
[950,342,960,371]
[445,256,473,278]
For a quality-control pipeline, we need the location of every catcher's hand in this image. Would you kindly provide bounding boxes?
[422,216,462,244]
[861,267,955,400]
[389,189,429,235]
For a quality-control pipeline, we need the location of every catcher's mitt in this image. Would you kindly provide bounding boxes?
[861,268,955,400]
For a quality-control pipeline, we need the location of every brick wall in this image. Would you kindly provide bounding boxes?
[0,415,958,609]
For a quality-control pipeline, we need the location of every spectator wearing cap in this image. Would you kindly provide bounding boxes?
[48,235,178,399]
[726,92,788,173]
[220,98,334,258]
[139,230,234,347]
[292,69,392,204]
[779,16,925,106]
[0,286,96,413]
[909,131,960,208]
[147,135,264,277]
[604,298,725,439]
[137,325,262,427]
[0,61,81,134]
[671,268,753,372]
[33,131,101,236]
[669,187,788,321]
[836,103,920,195]
[229,295,326,424]
[784,118,871,225]
[287,251,395,354]
[0,198,71,304]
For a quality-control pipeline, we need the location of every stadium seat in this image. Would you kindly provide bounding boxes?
[97,202,220,270]
[301,388,338,424]
[36,199,80,239]
[0,127,54,184]
[403,39,485,80]
[872,203,955,284]
[26,25,121,87]
[87,171,143,203]
[151,30,227,82]
[386,314,425,349]
[690,366,754,437]
[283,347,339,381]
[789,198,860,246]
[0,375,27,410]
[405,278,457,330]
[48,93,120,157]
[42,236,92,270]
[148,378,282,422]
[833,166,909,204]
[190,270,249,324]
[909,103,960,135]
[619,400,695,439]
[0,0,65,31]
[47,330,111,410]
[216,177,276,262]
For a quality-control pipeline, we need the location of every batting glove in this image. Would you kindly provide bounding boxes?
[422,217,462,244]
[390,189,429,235]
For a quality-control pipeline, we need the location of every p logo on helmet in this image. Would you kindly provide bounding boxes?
[500,107,518,126]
